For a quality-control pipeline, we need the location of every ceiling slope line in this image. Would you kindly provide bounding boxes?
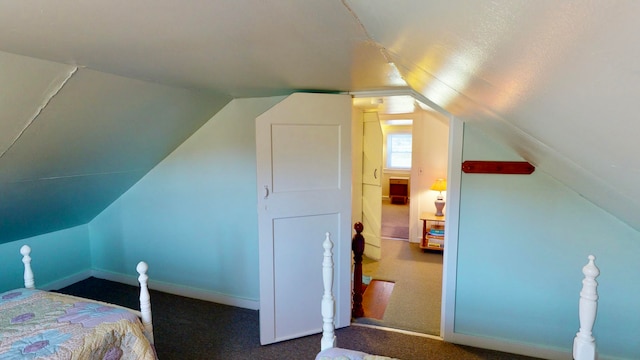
[3,168,148,184]
[340,0,393,63]
[0,66,78,160]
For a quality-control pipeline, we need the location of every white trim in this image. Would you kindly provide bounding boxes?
[40,270,93,291]
[447,332,570,360]
[441,116,462,339]
[350,89,449,116]
[348,88,414,98]
[351,323,443,341]
[92,269,259,310]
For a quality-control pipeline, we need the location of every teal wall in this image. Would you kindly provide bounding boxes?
[456,124,640,359]
[3,99,639,358]
[89,97,284,303]
[0,225,90,292]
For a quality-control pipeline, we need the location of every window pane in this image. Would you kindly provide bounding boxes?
[390,153,412,168]
[387,134,412,168]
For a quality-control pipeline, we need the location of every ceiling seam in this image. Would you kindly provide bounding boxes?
[0,66,78,160]
[3,169,148,184]
[340,0,393,64]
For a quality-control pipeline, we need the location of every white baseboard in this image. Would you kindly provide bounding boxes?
[446,332,570,360]
[41,270,93,291]
[91,269,259,310]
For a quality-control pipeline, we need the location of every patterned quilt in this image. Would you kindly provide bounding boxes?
[316,347,400,360]
[0,288,157,360]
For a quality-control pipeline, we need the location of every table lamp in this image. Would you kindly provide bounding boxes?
[430,178,447,216]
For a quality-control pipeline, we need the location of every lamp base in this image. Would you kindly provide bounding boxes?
[434,199,445,217]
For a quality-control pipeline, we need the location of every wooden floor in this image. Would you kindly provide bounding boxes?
[362,279,395,320]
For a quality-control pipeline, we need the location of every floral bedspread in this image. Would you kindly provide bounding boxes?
[0,288,157,360]
[316,347,400,360]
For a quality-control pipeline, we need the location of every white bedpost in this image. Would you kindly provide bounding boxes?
[321,232,336,351]
[20,245,35,289]
[136,261,154,344]
[573,255,600,360]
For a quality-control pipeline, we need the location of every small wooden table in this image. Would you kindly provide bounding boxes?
[420,212,445,251]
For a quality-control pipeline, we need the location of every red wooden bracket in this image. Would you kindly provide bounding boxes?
[461,161,535,174]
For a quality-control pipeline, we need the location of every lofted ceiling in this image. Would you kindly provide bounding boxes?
[1,1,640,243]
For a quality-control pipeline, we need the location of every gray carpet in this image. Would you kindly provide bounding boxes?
[56,277,543,360]
[357,238,442,336]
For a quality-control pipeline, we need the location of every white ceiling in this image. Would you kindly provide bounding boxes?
[1,1,639,242]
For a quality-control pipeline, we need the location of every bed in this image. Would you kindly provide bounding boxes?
[315,233,601,360]
[0,245,157,359]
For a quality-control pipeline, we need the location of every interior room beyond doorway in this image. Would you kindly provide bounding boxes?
[352,93,449,338]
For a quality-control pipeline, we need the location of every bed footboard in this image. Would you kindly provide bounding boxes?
[321,232,336,351]
[20,245,35,289]
[137,261,154,344]
[19,244,154,344]
[573,255,600,360]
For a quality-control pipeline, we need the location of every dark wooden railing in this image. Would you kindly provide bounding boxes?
[351,222,365,318]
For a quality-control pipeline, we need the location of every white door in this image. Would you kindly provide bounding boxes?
[256,93,352,345]
[361,112,383,260]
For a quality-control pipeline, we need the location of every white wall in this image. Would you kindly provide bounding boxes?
[410,110,450,243]
[89,96,284,309]
[455,124,640,359]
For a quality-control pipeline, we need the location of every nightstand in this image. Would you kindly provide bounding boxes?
[389,177,409,204]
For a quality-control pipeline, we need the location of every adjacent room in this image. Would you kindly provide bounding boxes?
[352,95,447,338]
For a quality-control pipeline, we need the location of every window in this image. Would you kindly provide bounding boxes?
[386,133,412,169]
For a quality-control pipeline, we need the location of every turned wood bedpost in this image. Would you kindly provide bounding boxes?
[137,261,154,344]
[352,222,365,318]
[20,245,35,289]
[573,255,600,360]
[321,232,336,351]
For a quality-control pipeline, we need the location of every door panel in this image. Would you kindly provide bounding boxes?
[361,112,383,260]
[272,124,340,192]
[256,93,352,345]
[273,213,339,339]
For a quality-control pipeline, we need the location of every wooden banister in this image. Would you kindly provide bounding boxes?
[352,222,365,318]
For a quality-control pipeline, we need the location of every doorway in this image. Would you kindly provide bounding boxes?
[352,94,449,337]
[380,117,412,241]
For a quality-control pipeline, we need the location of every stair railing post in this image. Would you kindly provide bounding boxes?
[352,222,365,318]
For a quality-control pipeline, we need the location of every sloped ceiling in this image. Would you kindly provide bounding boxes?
[0,52,230,243]
[1,1,639,242]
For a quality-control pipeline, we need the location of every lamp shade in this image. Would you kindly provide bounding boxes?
[430,179,447,192]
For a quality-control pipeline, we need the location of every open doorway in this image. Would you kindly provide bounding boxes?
[352,94,449,337]
[380,118,412,241]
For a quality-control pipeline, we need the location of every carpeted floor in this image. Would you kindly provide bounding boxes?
[55,277,544,360]
[381,200,409,239]
[357,238,442,336]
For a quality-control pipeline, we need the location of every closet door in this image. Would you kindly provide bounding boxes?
[362,112,383,260]
[256,93,352,345]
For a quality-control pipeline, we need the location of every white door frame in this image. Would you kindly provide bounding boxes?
[350,89,462,341]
